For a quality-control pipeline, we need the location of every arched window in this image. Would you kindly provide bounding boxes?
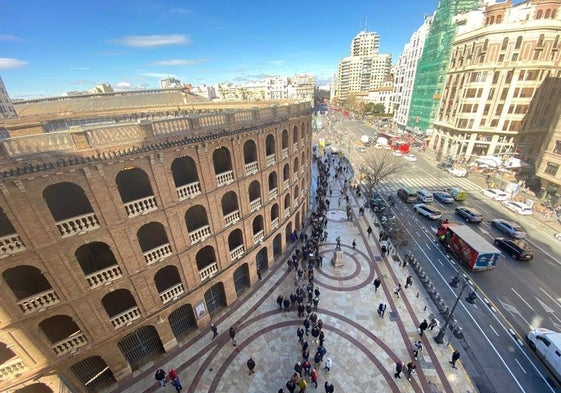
[537,9,543,19]
[515,36,523,50]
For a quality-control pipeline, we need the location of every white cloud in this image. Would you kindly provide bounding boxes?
[154,59,208,66]
[141,72,176,79]
[116,81,132,89]
[0,58,28,69]
[269,60,285,66]
[0,34,22,42]
[69,67,91,70]
[110,34,190,48]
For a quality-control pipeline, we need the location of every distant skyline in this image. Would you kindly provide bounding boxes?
[0,0,438,99]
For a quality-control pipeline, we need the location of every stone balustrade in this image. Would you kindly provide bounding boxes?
[216,170,234,187]
[0,233,25,257]
[269,188,278,200]
[143,243,172,265]
[85,264,123,288]
[266,154,276,167]
[0,357,25,380]
[230,245,245,261]
[282,148,288,159]
[224,210,240,227]
[295,197,299,205]
[293,142,299,152]
[124,196,158,218]
[159,283,185,304]
[283,179,290,191]
[245,161,259,176]
[176,181,202,200]
[249,198,261,212]
[271,217,279,230]
[285,207,291,217]
[199,262,218,281]
[253,230,265,244]
[189,225,211,244]
[16,289,61,315]
[110,306,142,329]
[51,331,88,356]
[56,212,100,238]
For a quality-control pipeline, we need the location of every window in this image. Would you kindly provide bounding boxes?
[493,72,500,84]
[538,34,545,47]
[545,162,559,176]
[515,36,523,49]
[553,140,561,154]
[537,10,543,19]
[501,37,509,51]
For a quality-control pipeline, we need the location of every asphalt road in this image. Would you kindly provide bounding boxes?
[314,113,561,393]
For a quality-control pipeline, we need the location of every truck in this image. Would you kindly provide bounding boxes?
[436,223,501,271]
[360,135,370,146]
[446,187,468,201]
[527,328,561,382]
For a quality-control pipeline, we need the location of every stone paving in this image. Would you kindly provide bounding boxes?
[116,158,477,393]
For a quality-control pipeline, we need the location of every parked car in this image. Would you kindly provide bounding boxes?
[392,150,403,157]
[433,191,455,204]
[502,200,533,215]
[449,167,468,177]
[413,204,443,220]
[455,206,483,223]
[437,162,454,171]
[490,218,527,238]
[480,188,508,201]
[404,154,417,162]
[494,237,534,260]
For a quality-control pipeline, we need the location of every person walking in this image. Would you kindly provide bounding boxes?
[277,295,284,310]
[412,340,423,360]
[450,350,461,369]
[168,369,182,392]
[367,225,373,237]
[418,319,428,337]
[297,327,304,344]
[406,362,416,381]
[154,368,166,387]
[352,239,356,249]
[373,277,381,292]
[394,361,404,379]
[246,357,256,375]
[229,326,237,346]
[303,318,310,335]
[210,323,218,340]
[324,381,334,393]
[324,357,332,372]
[286,379,297,393]
[404,275,413,289]
[428,317,439,330]
[311,368,319,388]
[377,303,387,318]
[303,360,311,376]
[298,377,308,393]
[394,284,402,298]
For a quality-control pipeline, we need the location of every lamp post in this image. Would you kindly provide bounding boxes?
[434,276,470,344]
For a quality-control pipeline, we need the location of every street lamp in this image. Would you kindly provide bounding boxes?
[434,275,473,344]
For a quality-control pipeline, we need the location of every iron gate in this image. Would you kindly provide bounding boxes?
[233,264,250,295]
[117,326,164,370]
[205,283,226,314]
[69,356,114,392]
[256,247,268,271]
[168,304,196,339]
[273,234,282,259]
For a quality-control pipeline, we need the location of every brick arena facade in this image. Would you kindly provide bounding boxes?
[0,100,313,392]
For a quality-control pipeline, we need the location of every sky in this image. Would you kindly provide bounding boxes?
[0,0,438,99]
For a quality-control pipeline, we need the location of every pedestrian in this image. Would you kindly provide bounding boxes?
[373,277,381,292]
[303,360,311,375]
[450,350,461,368]
[324,381,334,393]
[277,295,284,310]
[303,318,310,335]
[367,225,372,237]
[394,284,402,298]
[283,297,290,311]
[394,361,404,379]
[297,327,304,344]
[154,368,166,387]
[381,244,387,255]
[319,330,325,346]
[298,377,308,392]
[324,357,332,372]
[377,303,387,318]
[278,389,285,393]
[311,368,319,388]
[428,317,439,330]
[229,326,237,346]
[314,351,322,367]
[168,369,182,392]
[352,239,356,249]
[246,357,256,375]
[286,379,297,393]
[418,319,428,337]
[406,362,416,381]
[294,361,303,376]
[210,323,218,340]
[317,345,327,361]
[405,275,413,289]
[311,326,320,343]
[412,340,423,360]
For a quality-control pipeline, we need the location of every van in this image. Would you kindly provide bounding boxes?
[397,187,417,203]
[417,189,434,203]
[527,328,561,382]
[447,187,467,201]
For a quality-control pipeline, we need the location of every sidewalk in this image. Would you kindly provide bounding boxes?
[116,155,477,393]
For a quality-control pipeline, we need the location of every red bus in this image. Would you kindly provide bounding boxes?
[377,132,411,154]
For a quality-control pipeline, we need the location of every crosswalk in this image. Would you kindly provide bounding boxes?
[373,176,482,195]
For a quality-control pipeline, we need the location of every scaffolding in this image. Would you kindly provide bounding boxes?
[407,0,481,134]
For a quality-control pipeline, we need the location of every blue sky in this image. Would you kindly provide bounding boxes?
[0,0,438,99]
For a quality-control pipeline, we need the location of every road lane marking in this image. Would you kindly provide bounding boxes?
[436,258,444,266]
[515,358,527,374]
[489,324,499,336]
[539,287,561,309]
[511,288,534,310]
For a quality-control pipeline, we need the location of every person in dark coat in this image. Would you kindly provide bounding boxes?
[373,277,381,292]
[450,350,461,368]
[418,319,428,336]
[286,379,297,393]
[210,323,218,340]
[394,361,404,378]
[246,357,255,374]
[229,326,237,346]
[406,362,416,381]
[324,381,334,393]
[155,368,166,387]
[277,295,284,309]
[283,297,290,311]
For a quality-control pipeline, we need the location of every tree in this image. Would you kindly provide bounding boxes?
[364,102,386,115]
[359,151,410,201]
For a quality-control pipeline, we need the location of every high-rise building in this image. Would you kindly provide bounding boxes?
[393,15,433,133]
[407,0,481,134]
[351,30,380,56]
[0,76,17,119]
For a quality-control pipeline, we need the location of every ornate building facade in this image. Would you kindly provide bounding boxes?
[0,76,17,119]
[0,95,312,393]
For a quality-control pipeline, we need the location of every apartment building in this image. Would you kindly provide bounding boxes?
[0,76,17,119]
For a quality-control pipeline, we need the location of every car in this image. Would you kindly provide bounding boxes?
[448,167,468,177]
[480,188,508,201]
[413,203,443,220]
[501,200,533,215]
[392,150,403,157]
[404,154,417,162]
[433,191,455,203]
[490,218,527,238]
[437,162,454,171]
[455,206,483,223]
[556,233,561,241]
[494,237,534,260]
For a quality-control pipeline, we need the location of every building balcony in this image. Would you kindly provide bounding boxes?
[51,331,88,356]
[16,289,61,315]
[284,207,291,217]
[216,170,234,187]
[199,262,218,281]
[293,142,298,152]
[230,245,245,261]
[189,225,211,244]
[295,196,299,205]
[0,233,25,257]
[0,357,25,380]
[143,243,172,265]
[266,154,276,167]
[224,210,241,227]
[176,181,202,201]
[253,230,264,244]
[124,196,158,218]
[271,217,279,230]
[159,283,185,304]
[56,213,100,238]
[269,188,278,200]
[249,198,262,212]
[245,161,259,176]
[85,264,123,288]
[282,148,288,159]
[110,306,142,329]
[283,179,290,191]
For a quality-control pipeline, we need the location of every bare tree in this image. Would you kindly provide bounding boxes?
[359,151,410,201]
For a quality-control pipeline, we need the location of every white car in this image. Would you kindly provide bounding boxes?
[502,200,533,215]
[448,167,467,177]
[392,150,403,157]
[404,154,417,162]
[480,188,508,201]
[413,203,442,220]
